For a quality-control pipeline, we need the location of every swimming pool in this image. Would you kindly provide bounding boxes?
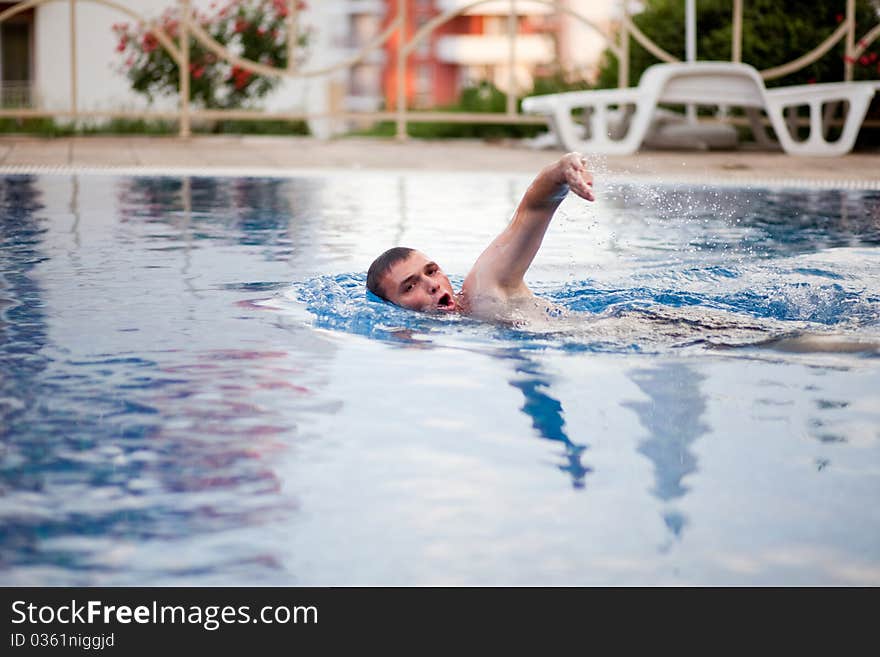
[1,169,878,585]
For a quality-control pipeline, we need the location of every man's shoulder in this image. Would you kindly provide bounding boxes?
[460,272,505,313]
[460,276,543,322]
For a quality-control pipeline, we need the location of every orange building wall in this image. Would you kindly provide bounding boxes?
[382,2,476,110]
[380,1,555,110]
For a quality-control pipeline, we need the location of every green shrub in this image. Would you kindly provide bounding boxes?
[0,116,309,136]
[0,118,76,136]
[596,0,880,89]
[351,75,596,140]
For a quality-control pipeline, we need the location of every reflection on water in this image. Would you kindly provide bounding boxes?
[1,172,879,585]
[508,354,591,489]
[601,184,880,258]
[624,364,708,543]
[0,174,341,583]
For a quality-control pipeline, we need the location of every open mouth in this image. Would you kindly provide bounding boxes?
[437,293,455,311]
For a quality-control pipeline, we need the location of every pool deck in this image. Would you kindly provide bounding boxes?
[0,135,878,188]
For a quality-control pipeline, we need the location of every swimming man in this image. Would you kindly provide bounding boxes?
[366,152,595,322]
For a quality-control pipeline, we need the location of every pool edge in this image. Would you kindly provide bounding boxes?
[0,163,878,191]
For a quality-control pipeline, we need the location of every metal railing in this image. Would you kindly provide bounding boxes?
[0,81,36,108]
[0,0,876,138]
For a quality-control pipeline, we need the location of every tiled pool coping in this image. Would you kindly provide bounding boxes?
[1,163,878,192]
[0,136,878,189]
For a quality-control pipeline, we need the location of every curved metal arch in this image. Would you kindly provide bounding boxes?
[621,14,678,64]
[0,0,182,65]
[185,9,401,79]
[618,4,878,82]
[760,20,849,80]
[853,23,880,58]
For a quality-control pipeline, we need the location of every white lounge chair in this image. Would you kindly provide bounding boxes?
[521,62,877,156]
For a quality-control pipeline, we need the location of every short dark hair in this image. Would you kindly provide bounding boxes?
[367,247,415,300]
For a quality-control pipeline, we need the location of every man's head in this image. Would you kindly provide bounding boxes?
[367,247,457,312]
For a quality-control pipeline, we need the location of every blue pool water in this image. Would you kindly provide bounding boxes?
[1,170,878,585]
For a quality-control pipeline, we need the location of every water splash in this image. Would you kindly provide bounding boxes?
[277,261,880,356]
[286,273,474,344]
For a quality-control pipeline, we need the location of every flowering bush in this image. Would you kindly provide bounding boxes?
[113,1,310,109]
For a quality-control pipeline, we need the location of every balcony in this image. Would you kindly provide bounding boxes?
[344,94,383,112]
[339,43,387,65]
[435,34,554,65]
[436,0,554,15]
[341,1,385,14]
[0,81,35,108]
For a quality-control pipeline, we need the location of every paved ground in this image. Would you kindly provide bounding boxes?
[0,135,878,187]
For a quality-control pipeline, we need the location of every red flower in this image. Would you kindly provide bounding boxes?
[870,53,878,63]
[234,18,249,33]
[116,36,127,53]
[835,13,844,23]
[193,67,205,80]
[807,77,816,84]
[272,0,289,18]
[163,19,179,38]
[230,65,253,90]
[859,55,869,66]
[142,33,159,53]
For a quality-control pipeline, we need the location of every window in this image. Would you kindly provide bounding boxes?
[1,10,34,107]
[414,63,433,108]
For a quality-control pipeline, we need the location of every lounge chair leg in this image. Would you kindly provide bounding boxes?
[745,107,776,149]
[808,100,824,148]
[784,106,800,143]
[821,100,840,140]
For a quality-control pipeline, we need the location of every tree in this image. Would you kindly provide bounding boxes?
[596,0,880,88]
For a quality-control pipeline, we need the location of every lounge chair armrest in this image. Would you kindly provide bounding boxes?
[522,88,644,114]
[764,81,877,105]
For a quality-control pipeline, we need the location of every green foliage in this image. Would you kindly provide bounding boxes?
[596,0,880,88]
[529,71,593,97]
[0,116,309,137]
[351,77,594,139]
[80,118,177,135]
[114,0,310,109]
[0,118,76,137]
[207,118,308,134]
[351,82,542,139]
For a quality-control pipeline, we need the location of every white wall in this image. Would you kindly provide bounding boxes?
[560,0,617,82]
[282,1,348,138]
[37,1,194,113]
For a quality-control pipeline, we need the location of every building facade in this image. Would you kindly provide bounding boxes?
[0,1,34,108]
[0,0,616,134]
[382,0,561,110]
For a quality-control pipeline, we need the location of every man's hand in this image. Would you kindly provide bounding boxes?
[559,152,595,202]
[461,151,596,308]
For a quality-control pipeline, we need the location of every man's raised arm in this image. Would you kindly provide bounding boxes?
[462,152,594,299]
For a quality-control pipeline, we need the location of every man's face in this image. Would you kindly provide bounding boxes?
[381,251,457,312]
